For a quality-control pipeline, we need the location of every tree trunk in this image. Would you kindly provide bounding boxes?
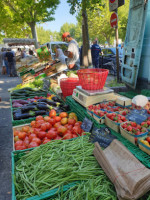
[82,8,92,67]
[29,22,39,49]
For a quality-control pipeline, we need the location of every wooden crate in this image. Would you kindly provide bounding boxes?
[138,143,150,155]
[120,122,148,145]
[105,115,120,133]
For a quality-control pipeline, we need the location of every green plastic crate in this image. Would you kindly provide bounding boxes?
[19,69,35,77]
[11,149,78,200]
[66,96,150,169]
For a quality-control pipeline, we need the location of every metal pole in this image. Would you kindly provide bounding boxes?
[115,9,120,82]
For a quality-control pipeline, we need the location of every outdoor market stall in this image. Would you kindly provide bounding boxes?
[9,67,150,200]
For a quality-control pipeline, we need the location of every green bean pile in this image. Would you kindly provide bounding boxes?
[14,136,116,199]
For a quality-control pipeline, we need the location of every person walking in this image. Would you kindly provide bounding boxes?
[91,40,101,68]
[5,48,17,77]
[2,48,9,75]
[62,32,80,70]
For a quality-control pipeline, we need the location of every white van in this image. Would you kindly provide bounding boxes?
[41,41,68,60]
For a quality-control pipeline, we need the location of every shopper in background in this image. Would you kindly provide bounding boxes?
[62,32,80,70]
[1,48,7,75]
[5,48,17,77]
[91,40,101,68]
[54,45,66,64]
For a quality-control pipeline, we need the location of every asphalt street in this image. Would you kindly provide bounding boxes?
[0,73,22,200]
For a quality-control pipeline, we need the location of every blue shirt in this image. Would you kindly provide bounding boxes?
[91,44,101,60]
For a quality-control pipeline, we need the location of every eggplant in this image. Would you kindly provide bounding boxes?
[35,110,47,116]
[37,99,48,103]
[14,113,33,120]
[46,100,60,106]
[13,109,22,115]
[61,104,70,111]
[21,105,37,113]
[37,104,51,110]
[52,96,62,102]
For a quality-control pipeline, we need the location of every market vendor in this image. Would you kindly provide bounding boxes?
[132,95,150,110]
[62,32,80,70]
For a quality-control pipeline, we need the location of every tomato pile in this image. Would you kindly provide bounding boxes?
[140,137,150,148]
[106,113,127,123]
[141,118,150,129]
[88,101,130,117]
[121,122,147,135]
[14,110,84,150]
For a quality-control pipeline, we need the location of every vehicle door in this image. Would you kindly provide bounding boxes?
[121,0,148,89]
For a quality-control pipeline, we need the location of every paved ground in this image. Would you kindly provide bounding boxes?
[0,72,116,200]
[0,73,22,200]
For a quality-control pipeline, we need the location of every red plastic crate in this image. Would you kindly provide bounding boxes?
[60,78,80,98]
[77,68,109,90]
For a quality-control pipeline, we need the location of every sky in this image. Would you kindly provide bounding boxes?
[41,1,77,32]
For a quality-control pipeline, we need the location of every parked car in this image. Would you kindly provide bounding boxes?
[99,47,123,75]
[41,41,68,60]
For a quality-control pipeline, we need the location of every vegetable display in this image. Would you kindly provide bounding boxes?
[12,95,70,121]
[11,87,47,99]
[14,136,117,200]
[14,111,84,150]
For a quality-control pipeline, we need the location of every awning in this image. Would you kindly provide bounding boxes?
[3,38,35,46]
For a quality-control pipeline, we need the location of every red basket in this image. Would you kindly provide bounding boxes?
[77,68,109,90]
[60,78,80,98]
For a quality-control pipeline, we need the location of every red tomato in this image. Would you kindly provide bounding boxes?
[67,125,73,131]
[14,136,19,143]
[131,122,137,127]
[54,116,61,122]
[29,133,37,142]
[14,130,19,137]
[15,140,24,148]
[146,137,150,143]
[54,122,61,128]
[61,117,68,125]
[18,132,26,140]
[49,118,56,125]
[49,109,56,118]
[28,142,39,148]
[33,128,41,135]
[55,136,62,140]
[44,116,51,122]
[63,133,72,140]
[68,118,76,126]
[72,134,78,138]
[38,131,46,139]
[45,122,52,130]
[65,130,72,135]
[57,126,67,136]
[40,123,47,131]
[31,120,36,127]
[22,126,30,133]
[59,112,68,118]
[24,139,30,147]
[43,139,51,144]
[29,128,34,134]
[15,145,26,150]
[46,130,57,139]
[35,122,42,128]
[36,116,44,121]
[72,126,81,135]
[32,137,41,145]
[51,127,57,131]
[74,121,82,126]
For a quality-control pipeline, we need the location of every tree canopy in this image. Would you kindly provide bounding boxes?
[2,0,60,48]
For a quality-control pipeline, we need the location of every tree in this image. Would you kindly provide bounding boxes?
[67,0,102,67]
[0,1,30,43]
[2,0,60,48]
[87,0,130,45]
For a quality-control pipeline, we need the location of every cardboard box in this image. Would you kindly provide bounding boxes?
[116,96,132,107]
